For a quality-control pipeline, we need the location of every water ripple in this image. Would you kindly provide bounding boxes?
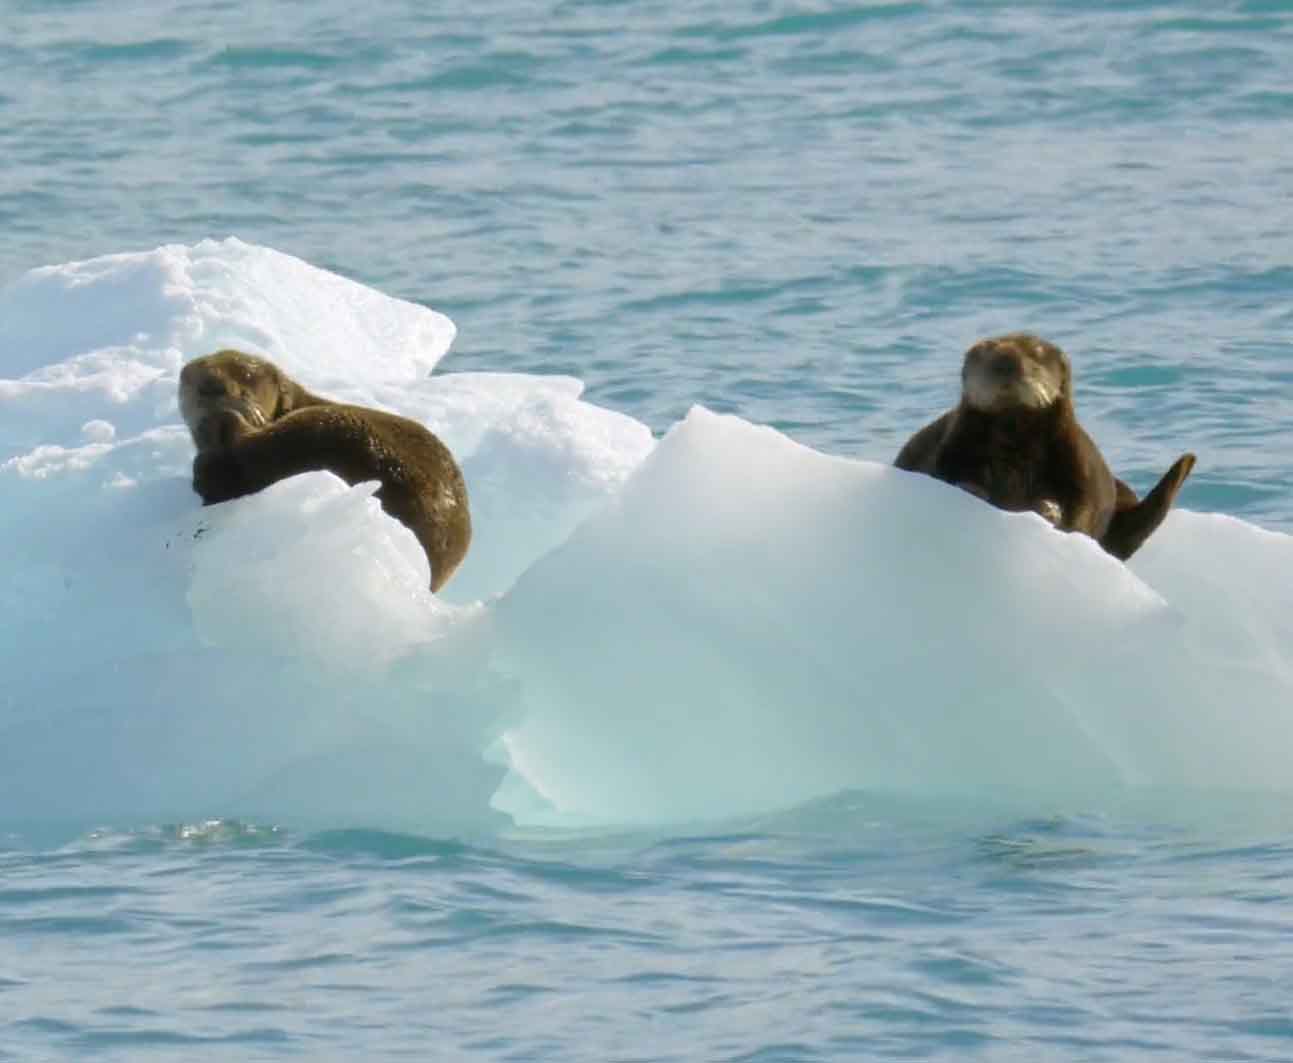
[5,0,1293,1057]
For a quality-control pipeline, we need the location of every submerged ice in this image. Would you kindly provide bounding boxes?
[2,239,1291,834]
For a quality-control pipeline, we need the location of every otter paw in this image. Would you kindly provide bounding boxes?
[192,451,245,504]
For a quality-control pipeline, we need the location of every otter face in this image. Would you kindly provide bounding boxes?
[179,350,285,449]
[960,333,1071,413]
[190,407,258,452]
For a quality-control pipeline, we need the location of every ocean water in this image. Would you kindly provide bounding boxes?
[3,0,1293,1060]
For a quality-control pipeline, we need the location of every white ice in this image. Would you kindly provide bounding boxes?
[2,239,1291,835]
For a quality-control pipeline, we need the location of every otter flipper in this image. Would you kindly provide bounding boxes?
[1099,454,1196,561]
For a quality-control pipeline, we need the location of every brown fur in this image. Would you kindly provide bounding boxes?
[895,334,1193,559]
[180,350,471,592]
[1101,453,1196,561]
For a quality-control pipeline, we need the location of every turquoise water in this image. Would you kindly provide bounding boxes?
[7,808,1293,1061]
[4,0,1293,1059]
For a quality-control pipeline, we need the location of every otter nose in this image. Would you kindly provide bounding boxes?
[195,373,228,398]
[989,352,1020,379]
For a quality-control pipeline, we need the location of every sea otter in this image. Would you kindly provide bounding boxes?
[895,333,1194,560]
[179,349,471,592]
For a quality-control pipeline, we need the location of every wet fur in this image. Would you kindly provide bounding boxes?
[895,401,1117,540]
[1101,453,1197,561]
[180,350,471,592]
[895,334,1193,559]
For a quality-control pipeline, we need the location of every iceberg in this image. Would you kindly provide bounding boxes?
[496,409,1293,824]
[0,239,651,833]
[2,238,1291,836]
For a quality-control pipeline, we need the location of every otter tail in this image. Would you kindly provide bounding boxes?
[1100,454,1197,561]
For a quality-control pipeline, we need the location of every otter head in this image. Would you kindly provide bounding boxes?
[960,333,1072,414]
[179,350,297,451]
